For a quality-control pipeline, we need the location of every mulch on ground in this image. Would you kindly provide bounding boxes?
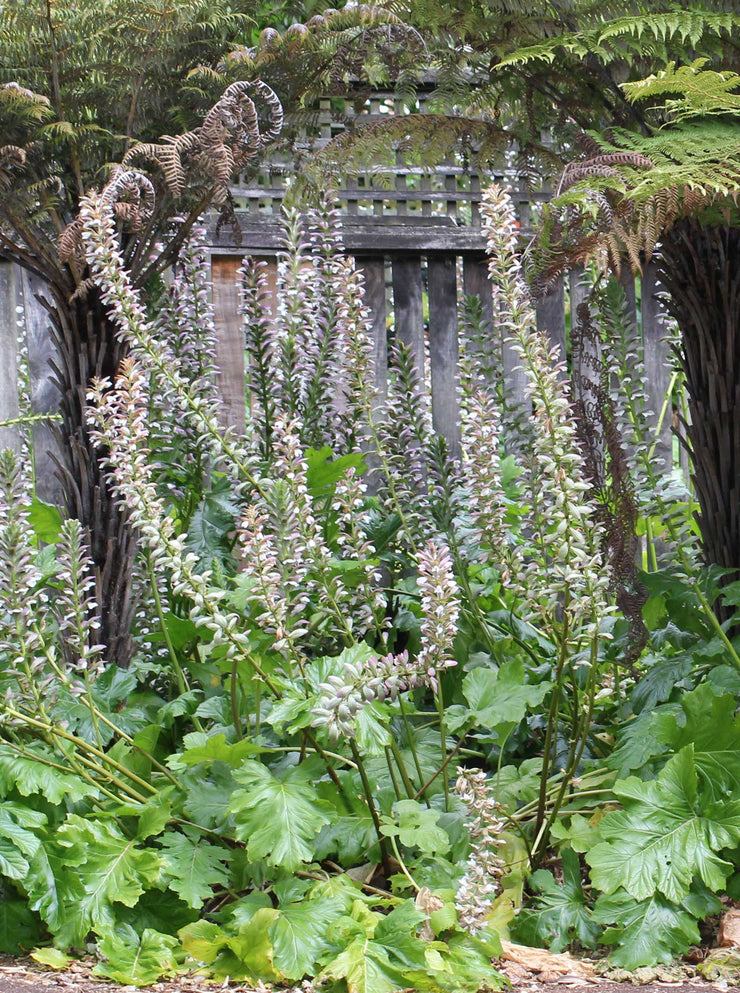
[0,954,733,993]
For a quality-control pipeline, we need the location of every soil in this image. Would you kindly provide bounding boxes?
[0,955,730,993]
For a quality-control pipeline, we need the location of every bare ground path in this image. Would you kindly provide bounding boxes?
[0,956,730,993]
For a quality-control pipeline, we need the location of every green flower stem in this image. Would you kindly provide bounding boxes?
[1,737,125,808]
[23,618,184,791]
[230,661,243,741]
[397,696,428,804]
[3,705,158,797]
[512,769,612,820]
[388,737,417,801]
[435,686,450,811]
[414,727,468,800]
[387,834,420,893]
[532,651,567,862]
[71,749,150,805]
[75,704,182,790]
[305,729,346,796]
[350,739,393,877]
[146,555,191,700]
[384,747,403,802]
[82,672,104,752]
[542,662,598,853]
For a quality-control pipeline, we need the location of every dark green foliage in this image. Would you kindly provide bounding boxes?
[513,848,601,952]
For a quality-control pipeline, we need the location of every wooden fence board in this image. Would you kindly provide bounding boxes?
[355,256,388,399]
[642,261,674,475]
[391,256,425,376]
[211,256,247,436]
[427,255,460,452]
[21,270,64,505]
[535,278,566,364]
[462,255,529,416]
[0,262,20,452]
[4,242,682,511]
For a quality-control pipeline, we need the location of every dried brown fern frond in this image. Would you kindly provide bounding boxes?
[59,168,157,264]
[571,298,648,668]
[0,144,26,192]
[560,150,653,193]
[121,80,282,202]
[59,81,282,266]
[123,142,188,198]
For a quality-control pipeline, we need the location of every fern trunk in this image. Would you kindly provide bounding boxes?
[46,285,138,668]
[658,220,740,586]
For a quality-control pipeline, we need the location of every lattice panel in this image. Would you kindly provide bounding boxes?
[229,89,549,230]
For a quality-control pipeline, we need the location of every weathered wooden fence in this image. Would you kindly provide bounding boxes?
[0,85,678,503]
[207,211,675,470]
[0,262,64,504]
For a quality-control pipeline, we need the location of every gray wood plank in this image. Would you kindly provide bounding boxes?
[535,278,566,365]
[211,255,247,436]
[427,255,460,453]
[208,214,494,253]
[462,256,493,333]
[620,270,638,331]
[21,269,64,505]
[569,267,605,485]
[463,254,529,431]
[642,261,673,476]
[391,256,425,380]
[355,256,388,400]
[0,262,20,452]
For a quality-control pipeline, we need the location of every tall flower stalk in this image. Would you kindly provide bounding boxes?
[481,185,615,857]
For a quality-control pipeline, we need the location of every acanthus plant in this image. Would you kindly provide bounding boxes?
[1,175,739,986]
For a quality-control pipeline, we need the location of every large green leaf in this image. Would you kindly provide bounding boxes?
[0,897,42,954]
[185,482,239,568]
[269,896,345,980]
[587,746,740,903]
[225,906,283,981]
[52,815,164,947]
[447,660,552,735]
[0,745,97,803]
[93,925,179,984]
[29,498,63,543]
[380,801,450,855]
[321,935,408,993]
[182,764,236,831]
[513,848,600,952]
[229,761,330,871]
[159,830,232,909]
[306,447,366,501]
[654,683,740,799]
[593,886,720,969]
[607,705,676,777]
[173,732,265,768]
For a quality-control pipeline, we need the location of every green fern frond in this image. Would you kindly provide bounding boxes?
[622,58,740,119]
[496,5,739,68]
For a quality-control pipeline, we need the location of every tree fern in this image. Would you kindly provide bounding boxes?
[495,7,739,69]
[622,59,740,119]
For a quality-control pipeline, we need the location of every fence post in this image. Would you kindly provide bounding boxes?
[535,278,566,366]
[21,269,64,505]
[391,256,425,375]
[0,262,20,452]
[355,256,388,400]
[427,254,460,453]
[211,255,247,436]
[642,261,674,477]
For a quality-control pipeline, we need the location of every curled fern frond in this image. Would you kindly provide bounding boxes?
[122,80,282,204]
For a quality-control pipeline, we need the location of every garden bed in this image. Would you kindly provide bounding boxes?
[0,953,728,993]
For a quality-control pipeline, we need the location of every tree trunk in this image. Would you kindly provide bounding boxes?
[47,285,138,668]
[658,220,740,580]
